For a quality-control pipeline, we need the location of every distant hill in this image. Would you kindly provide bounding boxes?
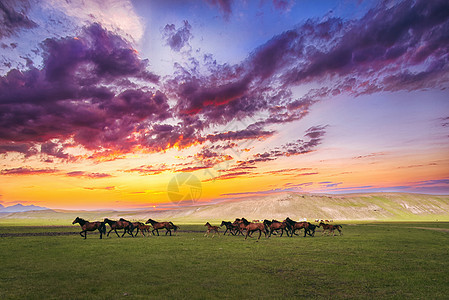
[0,203,51,213]
[130,192,449,222]
[1,193,448,222]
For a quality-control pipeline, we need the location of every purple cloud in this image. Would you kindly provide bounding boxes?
[0,167,58,175]
[162,20,193,52]
[0,0,37,38]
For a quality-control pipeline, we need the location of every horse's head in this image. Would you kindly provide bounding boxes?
[241,218,250,225]
[205,222,210,227]
[220,221,226,227]
[72,217,80,224]
[145,218,155,224]
[263,219,271,225]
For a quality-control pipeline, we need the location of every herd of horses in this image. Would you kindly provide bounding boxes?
[72,217,178,239]
[73,216,342,240]
[214,218,342,239]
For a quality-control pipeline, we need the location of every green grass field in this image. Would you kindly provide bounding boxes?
[1,222,449,299]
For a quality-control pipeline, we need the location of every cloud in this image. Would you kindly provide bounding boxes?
[65,171,112,179]
[162,20,193,52]
[0,0,37,38]
[0,167,58,175]
[1,0,448,164]
[206,0,233,21]
[44,0,145,42]
[0,23,167,158]
[83,186,115,191]
[203,171,251,182]
[124,164,171,176]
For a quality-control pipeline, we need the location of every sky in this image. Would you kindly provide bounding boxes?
[0,0,448,210]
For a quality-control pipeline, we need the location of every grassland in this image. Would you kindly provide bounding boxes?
[1,222,449,299]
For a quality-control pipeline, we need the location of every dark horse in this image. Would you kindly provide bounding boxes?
[145,219,178,236]
[72,217,106,239]
[220,221,237,236]
[319,222,343,236]
[263,219,289,237]
[104,218,135,237]
[241,218,267,240]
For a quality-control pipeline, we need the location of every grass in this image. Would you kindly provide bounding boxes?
[0,222,449,299]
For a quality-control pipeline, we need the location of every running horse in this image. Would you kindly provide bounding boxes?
[319,222,343,236]
[220,221,237,236]
[104,218,135,237]
[263,219,290,237]
[241,218,267,240]
[72,217,106,239]
[284,217,312,237]
[131,222,151,237]
[145,218,178,236]
[204,222,220,237]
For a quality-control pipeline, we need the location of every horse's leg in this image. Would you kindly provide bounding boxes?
[83,230,87,239]
[107,228,112,237]
[257,229,262,240]
[99,229,102,239]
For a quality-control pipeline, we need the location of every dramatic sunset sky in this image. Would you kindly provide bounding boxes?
[1,0,448,210]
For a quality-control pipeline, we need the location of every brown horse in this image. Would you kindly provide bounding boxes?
[72,217,106,239]
[319,222,343,236]
[263,219,289,237]
[285,217,311,237]
[104,218,134,237]
[233,218,249,236]
[241,218,267,240]
[204,222,220,237]
[145,218,178,236]
[131,222,151,237]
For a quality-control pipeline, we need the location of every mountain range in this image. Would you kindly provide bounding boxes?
[0,203,51,213]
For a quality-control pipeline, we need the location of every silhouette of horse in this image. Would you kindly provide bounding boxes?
[241,218,267,240]
[72,217,106,239]
[319,222,343,236]
[145,218,178,236]
[284,217,311,237]
[220,221,237,235]
[263,219,289,237]
[204,222,220,237]
[104,218,134,237]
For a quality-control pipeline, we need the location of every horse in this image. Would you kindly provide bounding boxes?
[220,221,237,235]
[104,218,135,237]
[233,218,249,236]
[204,222,220,237]
[145,218,178,236]
[131,222,151,237]
[263,219,289,237]
[306,223,319,237]
[241,218,267,240]
[72,217,106,239]
[284,217,311,237]
[319,222,343,236]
